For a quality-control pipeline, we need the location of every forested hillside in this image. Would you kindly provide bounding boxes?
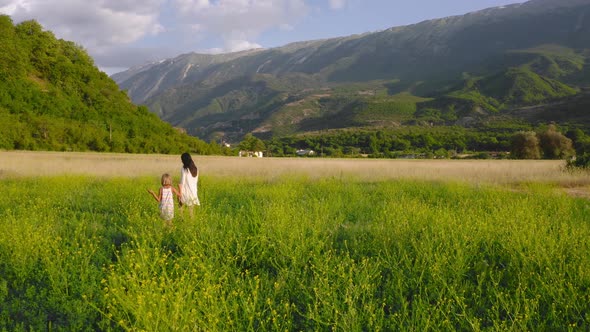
[0,15,219,154]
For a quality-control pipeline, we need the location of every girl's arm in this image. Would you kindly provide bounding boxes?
[147,188,161,202]
[172,187,180,198]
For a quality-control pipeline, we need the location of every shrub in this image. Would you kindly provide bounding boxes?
[510,131,540,159]
[538,125,574,159]
[567,153,590,169]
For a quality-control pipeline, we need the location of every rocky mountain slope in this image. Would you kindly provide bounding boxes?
[113,0,590,142]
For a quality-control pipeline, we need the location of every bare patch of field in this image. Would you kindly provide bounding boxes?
[1,150,589,188]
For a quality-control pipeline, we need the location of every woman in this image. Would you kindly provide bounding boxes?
[179,152,200,217]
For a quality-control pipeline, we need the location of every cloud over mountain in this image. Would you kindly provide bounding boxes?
[0,0,327,73]
[0,0,529,75]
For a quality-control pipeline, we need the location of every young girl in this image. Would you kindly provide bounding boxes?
[147,173,180,225]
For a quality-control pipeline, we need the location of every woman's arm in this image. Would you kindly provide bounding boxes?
[178,169,184,197]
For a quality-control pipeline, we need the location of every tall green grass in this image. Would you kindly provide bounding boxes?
[0,176,589,331]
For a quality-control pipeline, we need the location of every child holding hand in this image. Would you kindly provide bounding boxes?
[147,173,180,225]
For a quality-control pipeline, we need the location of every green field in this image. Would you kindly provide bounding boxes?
[1,174,589,331]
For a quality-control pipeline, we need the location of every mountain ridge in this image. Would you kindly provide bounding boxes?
[113,0,590,143]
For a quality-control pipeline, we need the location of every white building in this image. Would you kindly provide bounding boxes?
[296,149,315,156]
[239,150,263,158]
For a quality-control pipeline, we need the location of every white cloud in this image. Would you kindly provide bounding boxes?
[189,23,204,32]
[328,0,346,10]
[203,47,224,54]
[0,0,169,71]
[174,0,308,52]
[3,0,164,47]
[0,0,311,70]
[0,0,25,14]
[226,39,262,52]
[175,0,210,12]
[100,0,164,15]
[279,23,294,31]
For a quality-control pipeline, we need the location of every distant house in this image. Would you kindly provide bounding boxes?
[296,149,315,156]
[239,150,263,158]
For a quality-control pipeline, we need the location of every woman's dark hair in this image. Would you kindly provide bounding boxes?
[181,152,198,177]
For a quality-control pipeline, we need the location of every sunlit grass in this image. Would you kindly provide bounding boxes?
[0,175,589,330]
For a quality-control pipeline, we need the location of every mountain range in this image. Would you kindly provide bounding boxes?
[113,0,590,143]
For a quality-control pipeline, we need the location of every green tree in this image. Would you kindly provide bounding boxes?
[368,134,380,155]
[566,128,590,155]
[511,131,540,159]
[538,125,574,159]
[238,133,266,152]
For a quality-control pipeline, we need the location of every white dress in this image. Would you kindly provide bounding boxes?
[180,167,200,207]
[159,187,175,220]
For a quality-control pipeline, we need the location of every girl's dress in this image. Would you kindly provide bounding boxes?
[159,187,175,220]
[180,167,200,207]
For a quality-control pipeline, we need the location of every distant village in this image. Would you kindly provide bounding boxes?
[238,149,316,158]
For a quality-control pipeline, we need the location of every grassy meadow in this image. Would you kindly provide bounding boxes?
[0,151,589,331]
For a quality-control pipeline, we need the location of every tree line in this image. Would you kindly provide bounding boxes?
[236,124,590,165]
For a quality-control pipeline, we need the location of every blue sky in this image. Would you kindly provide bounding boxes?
[0,0,526,75]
